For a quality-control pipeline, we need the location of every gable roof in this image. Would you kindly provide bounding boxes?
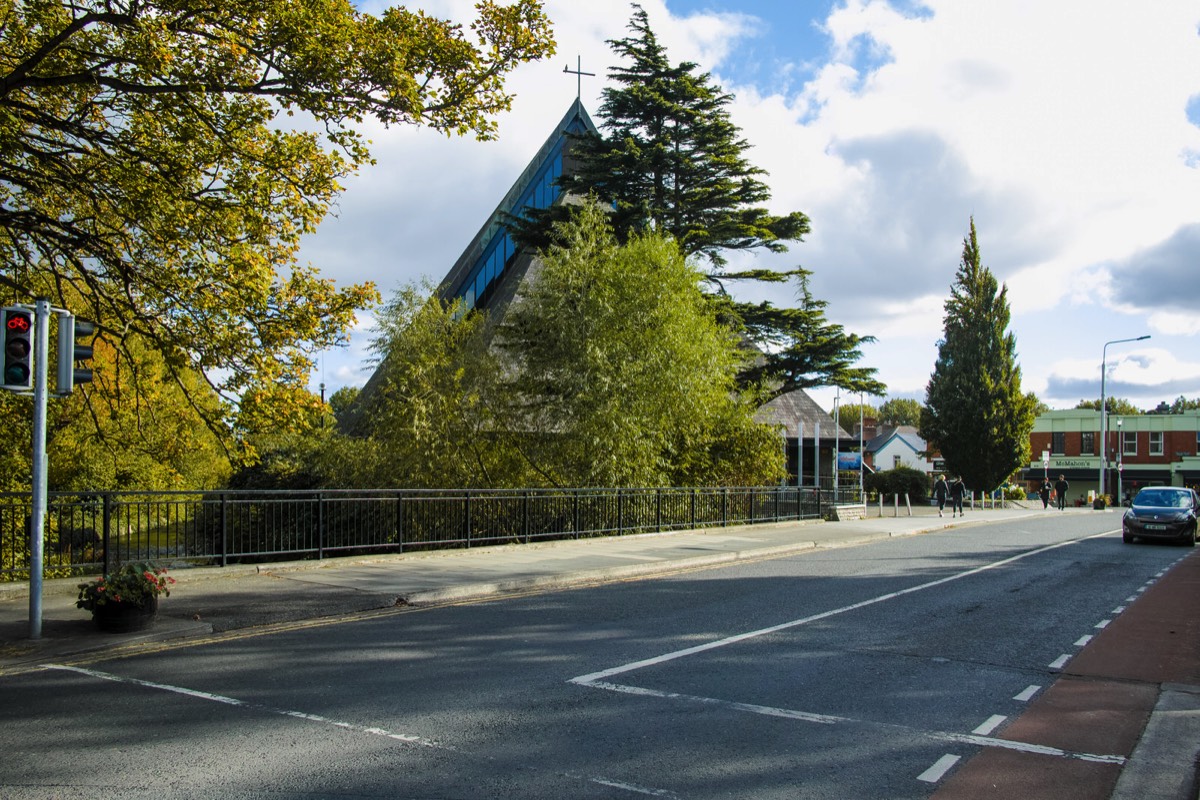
[864,425,926,455]
[754,389,853,440]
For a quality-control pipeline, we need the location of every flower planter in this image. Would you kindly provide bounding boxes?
[91,596,159,633]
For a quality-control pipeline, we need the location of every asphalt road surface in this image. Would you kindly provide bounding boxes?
[0,514,1179,799]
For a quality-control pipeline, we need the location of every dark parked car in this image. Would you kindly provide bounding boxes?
[1122,487,1200,546]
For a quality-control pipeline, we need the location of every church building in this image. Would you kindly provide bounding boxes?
[351,97,852,488]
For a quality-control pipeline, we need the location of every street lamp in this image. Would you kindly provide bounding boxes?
[1099,335,1150,500]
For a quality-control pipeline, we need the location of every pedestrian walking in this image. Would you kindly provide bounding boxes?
[1039,478,1052,509]
[1054,474,1069,510]
[950,476,966,517]
[933,474,949,517]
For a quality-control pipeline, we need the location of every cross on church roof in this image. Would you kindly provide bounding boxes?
[563,55,595,99]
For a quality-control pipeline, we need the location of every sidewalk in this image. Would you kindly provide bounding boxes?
[0,504,1196,798]
[0,504,1022,665]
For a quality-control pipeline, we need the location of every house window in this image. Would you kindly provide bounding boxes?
[893,455,902,469]
[1122,431,1137,456]
[1081,432,1095,455]
[1150,431,1163,456]
[1051,432,1065,454]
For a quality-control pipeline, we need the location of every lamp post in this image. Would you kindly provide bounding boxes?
[1099,336,1150,500]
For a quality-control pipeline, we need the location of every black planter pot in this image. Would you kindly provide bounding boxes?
[91,596,159,633]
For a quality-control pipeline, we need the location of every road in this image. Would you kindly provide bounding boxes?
[0,514,1180,799]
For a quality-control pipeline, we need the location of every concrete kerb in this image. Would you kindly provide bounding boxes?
[1109,683,1200,800]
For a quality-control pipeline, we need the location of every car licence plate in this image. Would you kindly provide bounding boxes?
[1146,524,1168,530]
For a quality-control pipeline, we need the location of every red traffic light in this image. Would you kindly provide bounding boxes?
[6,312,30,333]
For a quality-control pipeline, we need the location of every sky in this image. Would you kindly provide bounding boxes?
[301,0,1200,416]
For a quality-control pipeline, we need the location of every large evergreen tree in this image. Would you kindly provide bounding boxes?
[919,219,1036,491]
[735,269,885,396]
[562,5,809,266]
[512,4,879,397]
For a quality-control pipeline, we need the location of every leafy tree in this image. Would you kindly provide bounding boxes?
[496,200,783,487]
[510,5,877,396]
[50,335,232,491]
[878,398,923,427]
[838,403,879,429]
[1169,396,1200,413]
[336,282,527,489]
[0,325,231,493]
[1075,398,1143,415]
[0,0,555,442]
[919,219,1037,492]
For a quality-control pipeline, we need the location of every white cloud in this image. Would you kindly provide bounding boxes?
[302,0,1200,411]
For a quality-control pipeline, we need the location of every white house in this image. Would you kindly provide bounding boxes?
[864,426,935,474]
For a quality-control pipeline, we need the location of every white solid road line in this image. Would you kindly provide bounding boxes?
[571,532,1114,687]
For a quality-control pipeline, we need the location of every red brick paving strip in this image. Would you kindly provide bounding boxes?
[933,550,1200,800]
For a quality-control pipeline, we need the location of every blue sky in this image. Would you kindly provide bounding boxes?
[305,1,1200,415]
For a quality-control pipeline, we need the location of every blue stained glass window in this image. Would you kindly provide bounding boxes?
[455,143,568,308]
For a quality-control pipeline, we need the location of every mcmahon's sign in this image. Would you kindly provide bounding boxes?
[1029,457,1097,470]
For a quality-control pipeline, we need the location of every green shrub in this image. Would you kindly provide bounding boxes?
[866,466,932,501]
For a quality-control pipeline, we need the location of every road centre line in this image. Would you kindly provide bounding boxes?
[1075,635,1093,647]
[42,665,678,799]
[587,680,1126,766]
[1049,655,1071,670]
[570,532,1115,687]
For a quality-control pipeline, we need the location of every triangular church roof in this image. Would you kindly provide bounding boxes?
[435,98,597,319]
[341,99,597,432]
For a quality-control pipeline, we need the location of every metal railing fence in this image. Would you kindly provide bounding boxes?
[0,485,862,580]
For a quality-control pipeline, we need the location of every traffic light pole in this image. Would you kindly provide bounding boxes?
[28,300,51,638]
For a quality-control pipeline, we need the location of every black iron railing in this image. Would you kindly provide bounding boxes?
[0,485,863,580]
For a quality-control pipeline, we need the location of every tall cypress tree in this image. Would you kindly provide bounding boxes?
[512,4,879,397]
[919,219,1036,492]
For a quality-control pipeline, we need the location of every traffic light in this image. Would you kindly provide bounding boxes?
[2,306,34,392]
[56,314,95,394]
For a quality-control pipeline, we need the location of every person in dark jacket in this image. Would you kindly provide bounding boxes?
[950,476,966,517]
[933,474,949,517]
[1039,478,1052,509]
[1054,475,1069,510]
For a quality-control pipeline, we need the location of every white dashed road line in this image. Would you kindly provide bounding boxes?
[918,754,961,783]
[972,715,1007,736]
[1014,685,1041,702]
[43,664,679,799]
